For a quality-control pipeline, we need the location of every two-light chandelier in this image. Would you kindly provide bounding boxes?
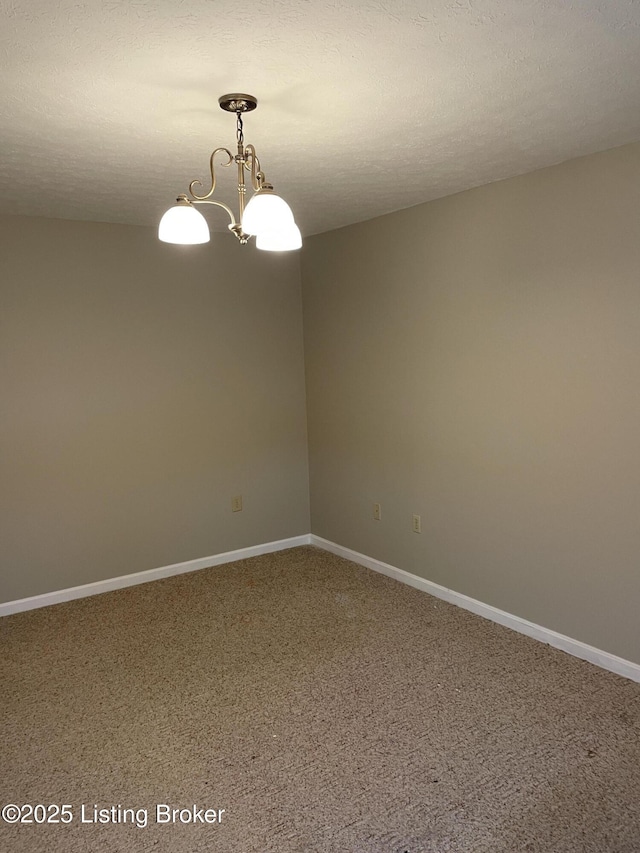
[158,94,301,251]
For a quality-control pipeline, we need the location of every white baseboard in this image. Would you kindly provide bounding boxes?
[4,532,639,684]
[310,535,640,684]
[0,534,312,618]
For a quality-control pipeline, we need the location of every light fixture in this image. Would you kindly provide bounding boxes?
[159,94,301,251]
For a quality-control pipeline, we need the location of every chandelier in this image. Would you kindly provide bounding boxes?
[158,94,301,251]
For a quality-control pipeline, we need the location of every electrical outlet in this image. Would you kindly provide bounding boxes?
[412,514,422,533]
[373,502,382,521]
[232,495,243,512]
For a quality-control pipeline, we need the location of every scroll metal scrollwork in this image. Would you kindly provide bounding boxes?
[243,144,266,191]
[189,147,234,200]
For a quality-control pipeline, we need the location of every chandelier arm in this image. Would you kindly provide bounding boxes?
[190,198,239,229]
[188,147,234,200]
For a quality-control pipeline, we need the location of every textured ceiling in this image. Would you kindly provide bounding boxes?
[1,0,640,237]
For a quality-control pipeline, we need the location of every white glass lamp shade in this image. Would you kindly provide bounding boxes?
[256,222,302,252]
[158,203,210,244]
[242,190,294,237]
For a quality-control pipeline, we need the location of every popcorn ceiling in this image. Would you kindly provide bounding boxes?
[1,0,640,235]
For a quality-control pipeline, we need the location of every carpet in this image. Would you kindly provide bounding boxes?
[1,545,639,852]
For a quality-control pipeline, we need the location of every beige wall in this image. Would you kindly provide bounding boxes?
[302,142,640,664]
[1,215,310,602]
[4,143,640,665]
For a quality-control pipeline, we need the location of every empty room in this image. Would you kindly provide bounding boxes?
[1,2,640,852]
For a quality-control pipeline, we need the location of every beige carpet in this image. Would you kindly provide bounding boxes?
[1,545,639,853]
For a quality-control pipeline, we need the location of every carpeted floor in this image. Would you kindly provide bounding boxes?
[1,545,639,853]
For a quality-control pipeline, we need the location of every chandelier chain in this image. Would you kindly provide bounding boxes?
[236,111,244,149]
